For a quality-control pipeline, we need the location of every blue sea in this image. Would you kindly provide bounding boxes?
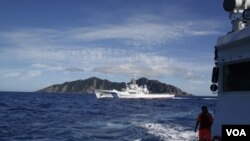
[0,92,217,141]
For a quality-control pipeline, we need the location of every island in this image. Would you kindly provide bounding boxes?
[37,77,192,96]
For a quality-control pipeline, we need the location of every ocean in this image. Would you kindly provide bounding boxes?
[0,92,217,141]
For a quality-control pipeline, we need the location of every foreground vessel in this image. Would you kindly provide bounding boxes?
[94,79,175,99]
[211,0,250,140]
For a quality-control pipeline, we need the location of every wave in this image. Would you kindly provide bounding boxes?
[203,97,217,100]
[0,102,9,108]
[139,122,197,141]
[173,97,189,100]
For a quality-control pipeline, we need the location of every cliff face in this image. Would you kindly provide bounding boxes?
[37,77,192,96]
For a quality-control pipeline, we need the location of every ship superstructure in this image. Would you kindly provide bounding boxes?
[211,0,250,140]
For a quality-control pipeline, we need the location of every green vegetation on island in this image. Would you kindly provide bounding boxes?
[37,77,192,96]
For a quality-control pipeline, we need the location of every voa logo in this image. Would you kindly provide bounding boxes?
[226,129,247,136]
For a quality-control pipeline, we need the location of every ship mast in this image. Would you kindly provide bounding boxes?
[224,0,250,32]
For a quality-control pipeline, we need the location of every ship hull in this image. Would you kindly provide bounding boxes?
[94,89,175,99]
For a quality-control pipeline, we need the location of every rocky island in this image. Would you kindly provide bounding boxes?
[37,77,192,96]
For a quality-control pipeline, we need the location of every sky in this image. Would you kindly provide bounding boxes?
[0,0,231,95]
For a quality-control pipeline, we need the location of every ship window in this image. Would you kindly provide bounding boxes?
[223,61,250,91]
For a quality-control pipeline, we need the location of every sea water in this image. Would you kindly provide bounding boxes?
[0,92,216,141]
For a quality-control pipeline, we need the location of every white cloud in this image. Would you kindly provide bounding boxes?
[26,70,42,78]
[1,71,21,78]
[31,63,85,73]
[93,52,210,82]
[0,19,222,50]
[1,34,211,82]
[0,69,42,79]
[0,19,218,86]
[31,63,64,71]
[69,21,222,46]
[188,80,205,85]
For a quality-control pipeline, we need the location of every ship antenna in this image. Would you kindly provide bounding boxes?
[224,0,250,32]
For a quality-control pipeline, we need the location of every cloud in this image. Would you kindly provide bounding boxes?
[31,63,85,73]
[0,18,218,84]
[93,53,210,81]
[31,63,64,71]
[70,21,222,46]
[93,64,155,77]
[0,19,222,51]
[65,67,84,72]
[0,71,21,78]
[26,70,42,78]
[0,69,42,79]
[1,31,211,81]
[188,80,205,85]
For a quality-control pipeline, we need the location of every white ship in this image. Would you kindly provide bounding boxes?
[94,79,175,99]
[211,0,250,140]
